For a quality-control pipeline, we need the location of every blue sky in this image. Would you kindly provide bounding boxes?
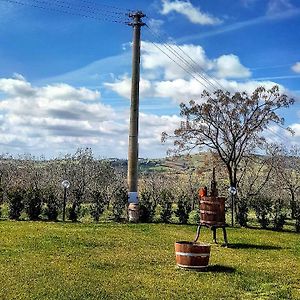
[0,0,299,158]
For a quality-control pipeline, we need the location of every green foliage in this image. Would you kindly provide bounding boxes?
[272,198,286,231]
[68,202,81,222]
[90,191,106,222]
[111,185,127,222]
[175,193,192,224]
[236,197,249,227]
[139,190,156,223]
[24,187,42,220]
[159,189,173,223]
[68,188,84,222]
[44,188,59,221]
[188,209,200,225]
[295,205,300,233]
[7,188,25,220]
[252,196,273,229]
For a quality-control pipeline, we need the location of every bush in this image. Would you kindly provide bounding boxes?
[90,191,106,222]
[236,197,249,227]
[69,188,84,222]
[24,188,42,220]
[295,205,300,233]
[175,193,191,224]
[68,202,81,222]
[0,186,3,218]
[272,198,286,231]
[252,196,273,229]
[160,189,173,223]
[139,190,156,223]
[188,208,200,225]
[44,188,59,221]
[7,188,25,220]
[111,185,127,222]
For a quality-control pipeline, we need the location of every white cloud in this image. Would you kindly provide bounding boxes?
[140,42,251,80]
[147,18,165,34]
[160,0,222,25]
[213,54,252,79]
[267,0,293,15]
[0,76,178,158]
[104,75,153,100]
[141,41,212,80]
[291,62,300,74]
[290,123,300,137]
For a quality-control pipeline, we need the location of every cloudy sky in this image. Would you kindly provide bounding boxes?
[0,0,299,158]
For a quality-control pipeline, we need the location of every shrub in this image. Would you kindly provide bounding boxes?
[7,188,25,220]
[90,191,106,222]
[69,189,84,222]
[68,202,80,222]
[272,198,286,231]
[160,189,173,223]
[0,186,3,218]
[25,188,42,220]
[236,197,249,227]
[44,188,59,221]
[111,185,127,222]
[252,196,273,229]
[295,205,300,233]
[175,193,192,224]
[139,190,156,223]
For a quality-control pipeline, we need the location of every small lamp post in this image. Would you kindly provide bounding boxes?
[61,180,70,222]
[228,186,237,227]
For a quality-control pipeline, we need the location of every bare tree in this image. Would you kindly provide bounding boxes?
[272,145,300,229]
[163,86,294,190]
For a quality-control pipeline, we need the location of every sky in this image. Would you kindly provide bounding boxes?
[0,0,300,158]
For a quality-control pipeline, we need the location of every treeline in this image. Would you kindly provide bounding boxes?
[0,148,199,224]
[0,147,299,232]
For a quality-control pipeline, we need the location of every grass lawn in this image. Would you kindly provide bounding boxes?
[0,221,299,300]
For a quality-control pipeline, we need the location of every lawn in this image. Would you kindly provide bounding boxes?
[0,221,299,300]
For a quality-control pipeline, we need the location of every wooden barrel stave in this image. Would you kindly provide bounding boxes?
[175,241,211,269]
[199,196,226,225]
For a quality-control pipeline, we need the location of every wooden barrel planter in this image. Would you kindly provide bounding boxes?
[200,196,226,226]
[128,203,139,222]
[175,241,211,270]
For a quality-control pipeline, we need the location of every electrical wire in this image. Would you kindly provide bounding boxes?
[42,0,129,16]
[20,0,129,20]
[145,26,218,93]
[145,24,227,93]
[145,23,293,144]
[266,127,293,144]
[146,40,215,94]
[0,0,130,24]
[28,0,128,17]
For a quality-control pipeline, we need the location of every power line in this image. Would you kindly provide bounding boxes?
[266,127,293,144]
[146,40,215,94]
[145,26,218,93]
[42,0,129,16]
[19,0,129,20]
[145,24,227,93]
[76,0,133,13]
[1,0,129,24]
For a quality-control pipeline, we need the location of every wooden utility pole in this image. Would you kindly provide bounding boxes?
[127,11,145,222]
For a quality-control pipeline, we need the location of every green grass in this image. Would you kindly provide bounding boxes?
[0,221,299,300]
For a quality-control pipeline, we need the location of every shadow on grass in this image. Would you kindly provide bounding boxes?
[227,243,282,250]
[206,264,236,273]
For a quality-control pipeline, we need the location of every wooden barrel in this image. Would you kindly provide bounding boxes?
[128,203,139,222]
[200,196,225,225]
[175,241,211,270]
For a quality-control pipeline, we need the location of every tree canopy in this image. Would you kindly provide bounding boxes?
[162,86,294,188]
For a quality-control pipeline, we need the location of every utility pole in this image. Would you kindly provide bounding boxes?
[127,11,145,222]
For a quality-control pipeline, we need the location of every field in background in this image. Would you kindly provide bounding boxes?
[0,221,299,300]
